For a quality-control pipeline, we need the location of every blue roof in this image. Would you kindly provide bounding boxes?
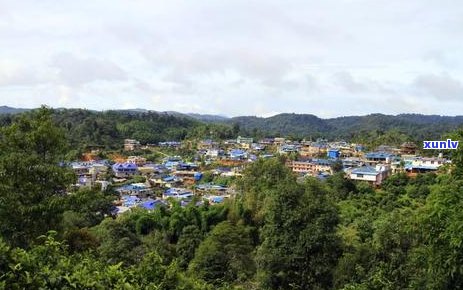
[164,161,180,168]
[210,196,224,203]
[112,162,138,171]
[196,183,227,190]
[193,172,203,181]
[365,152,395,159]
[121,195,140,207]
[163,176,175,182]
[317,172,331,180]
[139,199,162,210]
[312,143,327,148]
[215,167,231,172]
[351,166,378,175]
[164,188,193,197]
[313,159,333,166]
[405,165,438,170]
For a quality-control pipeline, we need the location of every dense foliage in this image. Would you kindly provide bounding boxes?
[2,107,463,288]
[228,113,463,143]
[2,108,463,149]
[0,108,236,150]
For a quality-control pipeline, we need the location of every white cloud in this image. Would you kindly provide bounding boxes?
[414,73,463,101]
[51,53,127,86]
[0,0,462,117]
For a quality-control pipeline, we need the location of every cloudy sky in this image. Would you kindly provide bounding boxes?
[1,0,462,117]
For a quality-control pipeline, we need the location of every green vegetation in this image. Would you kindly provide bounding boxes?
[0,108,236,150]
[228,113,463,143]
[3,109,463,151]
[2,107,463,288]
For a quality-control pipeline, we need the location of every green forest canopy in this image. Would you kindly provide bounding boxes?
[2,108,463,288]
[2,108,463,150]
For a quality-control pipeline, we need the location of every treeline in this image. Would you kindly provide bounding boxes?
[2,108,463,288]
[227,113,463,143]
[4,108,463,150]
[0,108,236,150]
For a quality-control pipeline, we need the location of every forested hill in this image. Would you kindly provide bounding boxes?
[0,105,30,114]
[0,108,236,149]
[2,107,463,146]
[227,113,463,140]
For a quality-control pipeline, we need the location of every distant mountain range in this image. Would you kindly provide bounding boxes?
[227,113,463,140]
[2,106,463,142]
[0,106,231,123]
[0,106,30,114]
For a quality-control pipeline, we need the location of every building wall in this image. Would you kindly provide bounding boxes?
[349,173,378,183]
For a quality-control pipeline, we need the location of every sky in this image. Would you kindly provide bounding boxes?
[1,0,462,118]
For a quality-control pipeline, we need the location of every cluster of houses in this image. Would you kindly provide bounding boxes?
[69,137,451,215]
[284,140,450,186]
[69,141,241,214]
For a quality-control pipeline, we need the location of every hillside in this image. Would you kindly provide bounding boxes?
[0,108,235,149]
[3,106,463,145]
[227,113,463,141]
[0,106,29,114]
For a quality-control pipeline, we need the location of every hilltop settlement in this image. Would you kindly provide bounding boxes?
[69,136,449,215]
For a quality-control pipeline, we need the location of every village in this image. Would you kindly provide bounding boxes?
[68,136,450,215]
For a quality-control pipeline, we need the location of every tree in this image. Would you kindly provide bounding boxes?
[408,177,463,289]
[257,177,342,290]
[0,107,75,247]
[189,221,255,286]
[176,225,203,269]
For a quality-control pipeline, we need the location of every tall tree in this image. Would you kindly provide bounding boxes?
[189,221,255,286]
[257,177,341,290]
[0,106,74,247]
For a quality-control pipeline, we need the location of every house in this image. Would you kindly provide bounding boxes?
[173,171,203,183]
[404,157,449,174]
[365,152,397,164]
[375,145,395,153]
[237,136,254,145]
[124,139,141,151]
[127,156,147,166]
[273,138,286,146]
[163,188,194,200]
[300,142,327,157]
[213,167,232,175]
[348,165,390,185]
[176,162,199,171]
[400,142,417,155]
[163,156,183,169]
[258,138,274,145]
[279,144,299,154]
[260,154,274,159]
[205,149,223,158]
[112,162,138,177]
[137,165,156,176]
[158,141,182,148]
[229,149,247,160]
[139,198,165,210]
[120,195,140,207]
[206,195,227,204]
[251,143,266,151]
[289,159,333,175]
[115,183,151,197]
[196,183,228,194]
[327,149,340,159]
[355,144,365,152]
[70,161,110,188]
[150,175,182,188]
[197,139,218,150]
